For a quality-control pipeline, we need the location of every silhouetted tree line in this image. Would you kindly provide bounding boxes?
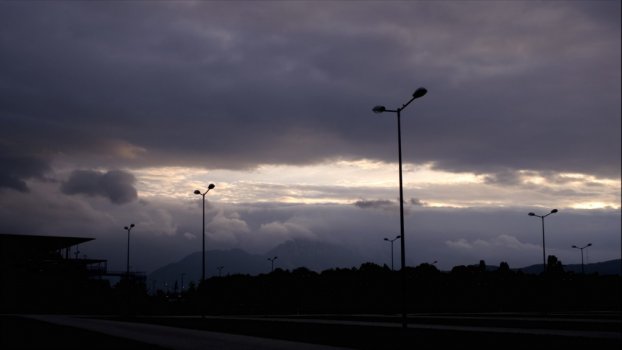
[0,273,148,314]
[2,256,619,315]
[145,257,620,315]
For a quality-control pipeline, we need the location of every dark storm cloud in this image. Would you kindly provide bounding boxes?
[353,199,396,211]
[353,198,427,211]
[61,169,137,204]
[0,1,619,177]
[0,153,50,192]
[410,198,425,207]
[483,169,524,186]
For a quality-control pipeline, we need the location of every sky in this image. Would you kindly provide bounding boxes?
[1,0,620,274]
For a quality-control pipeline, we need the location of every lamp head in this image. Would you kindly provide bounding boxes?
[384,238,389,241]
[124,226,128,230]
[412,87,427,99]
[396,235,401,239]
[572,245,577,248]
[130,223,135,228]
[372,105,386,113]
[208,183,215,190]
[551,209,558,214]
[587,243,592,247]
[194,190,201,195]
[528,212,535,216]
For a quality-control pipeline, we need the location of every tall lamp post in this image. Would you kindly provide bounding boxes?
[194,184,215,283]
[124,224,135,280]
[268,256,278,273]
[528,209,558,273]
[373,87,427,329]
[572,243,592,274]
[123,223,135,316]
[384,235,401,271]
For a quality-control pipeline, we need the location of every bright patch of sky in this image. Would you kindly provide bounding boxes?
[134,160,620,210]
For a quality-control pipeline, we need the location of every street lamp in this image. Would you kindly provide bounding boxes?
[194,184,215,283]
[528,209,558,273]
[217,266,224,277]
[572,243,592,274]
[268,256,278,273]
[124,224,135,280]
[373,87,427,329]
[384,235,401,271]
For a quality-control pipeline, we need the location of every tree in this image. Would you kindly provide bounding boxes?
[479,260,487,272]
[547,255,564,274]
[498,261,510,273]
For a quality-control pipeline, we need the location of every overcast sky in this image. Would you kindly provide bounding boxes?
[1,1,620,274]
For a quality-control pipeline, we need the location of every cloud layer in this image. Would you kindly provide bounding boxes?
[61,170,137,204]
[0,1,619,275]
[1,1,619,178]
[0,153,50,192]
[0,178,619,273]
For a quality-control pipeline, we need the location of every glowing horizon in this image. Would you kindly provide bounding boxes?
[132,160,621,210]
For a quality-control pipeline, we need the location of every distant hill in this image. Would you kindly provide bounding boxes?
[518,259,621,275]
[264,239,364,271]
[148,239,367,287]
[148,248,265,287]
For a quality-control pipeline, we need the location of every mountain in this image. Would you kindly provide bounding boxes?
[148,239,368,287]
[148,248,266,288]
[264,239,365,272]
[518,259,621,275]
[149,241,621,289]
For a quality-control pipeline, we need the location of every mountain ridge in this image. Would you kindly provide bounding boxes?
[148,239,368,287]
[148,240,621,289]
[517,258,621,275]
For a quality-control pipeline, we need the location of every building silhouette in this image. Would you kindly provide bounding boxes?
[0,233,115,313]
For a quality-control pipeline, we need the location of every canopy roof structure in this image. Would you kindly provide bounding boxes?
[0,233,93,261]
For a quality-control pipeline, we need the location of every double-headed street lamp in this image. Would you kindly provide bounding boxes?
[124,223,135,280]
[194,184,215,283]
[268,256,278,273]
[373,87,427,329]
[384,235,401,271]
[572,243,592,274]
[528,209,558,273]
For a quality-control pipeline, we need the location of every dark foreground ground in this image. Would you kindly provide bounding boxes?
[118,313,622,349]
[0,315,165,349]
[2,313,620,349]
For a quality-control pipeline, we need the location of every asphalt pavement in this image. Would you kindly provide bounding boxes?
[20,315,351,350]
[15,313,621,349]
